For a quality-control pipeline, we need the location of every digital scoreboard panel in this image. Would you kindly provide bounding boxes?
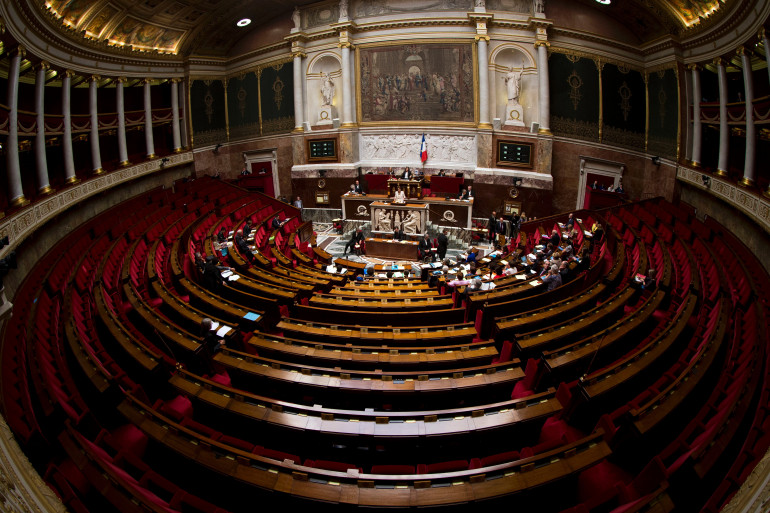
[307,138,338,162]
[497,141,534,168]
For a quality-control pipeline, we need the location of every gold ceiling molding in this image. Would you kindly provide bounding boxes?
[225,56,294,81]
[550,47,645,73]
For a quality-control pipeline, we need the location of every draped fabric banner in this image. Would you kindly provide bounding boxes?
[190,79,227,146]
[647,68,679,159]
[549,52,600,142]
[259,62,295,136]
[227,72,260,141]
[602,64,646,151]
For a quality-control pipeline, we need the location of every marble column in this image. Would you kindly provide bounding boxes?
[292,52,305,132]
[144,79,156,158]
[738,47,755,187]
[171,79,182,152]
[714,58,729,177]
[536,41,551,134]
[6,46,28,207]
[62,71,78,184]
[116,77,129,166]
[477,36,491,129]
[340,43,354,127]
[689,64,702,168]
[34,62,53,195]
[179,79,189,149]
[89,76,104,175]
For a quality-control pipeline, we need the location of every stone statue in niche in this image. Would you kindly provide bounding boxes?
[505,68,522,103]
[339,0,349,20]
[321,72,335,106]
[318,72,335,125]
[504,67,525,127]
[474,0,486,9]
[291,8,301,31]
[534,0,545,14]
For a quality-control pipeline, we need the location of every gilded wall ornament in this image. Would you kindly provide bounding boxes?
[618,82,632,122]
[567,70,583,111]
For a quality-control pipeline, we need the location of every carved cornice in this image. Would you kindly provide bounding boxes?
[677,166,770,235]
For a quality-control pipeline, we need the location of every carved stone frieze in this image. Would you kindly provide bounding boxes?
[360,134,476,165]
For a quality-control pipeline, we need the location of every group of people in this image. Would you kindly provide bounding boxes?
[591,180,625,193]
[417,230,449,262]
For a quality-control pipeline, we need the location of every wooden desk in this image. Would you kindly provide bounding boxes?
[387,178,423,199]
[365,238,419,260]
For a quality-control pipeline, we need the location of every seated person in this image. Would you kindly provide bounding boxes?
[344,229,365,256]
[353,180,364,194]
[641,268,657,290]
[393,227,405,241]
[541,266,563,291]
[401,167,413,180]
[418,234,435,262]
[217,228,227,244]
[234,230,251,255]
[243,220,253,238]
[271,216,284,230]
[393,186,406,204]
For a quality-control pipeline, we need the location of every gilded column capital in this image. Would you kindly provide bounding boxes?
[170,77,182,84]
[291,51,307,59]
[90,75,101,83]
[735,46,752,58]
[534,40,550,48]
[64,69,76,79]
[338,41,354,49]
[116,76,127,83]
[712,57,725,67]
[686,63,701,72]
[11,45,26,59]
[474,35,490,42]
[37,61,50,72]
[758,27,766,39]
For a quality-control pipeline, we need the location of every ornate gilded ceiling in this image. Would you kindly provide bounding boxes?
[36,0,730,58]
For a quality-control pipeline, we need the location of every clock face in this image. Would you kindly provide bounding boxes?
[318,178,326,189]
[509,186,519,199]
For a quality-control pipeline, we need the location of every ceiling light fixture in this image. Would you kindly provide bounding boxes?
[237,18,251,27]
[596,0,611,4]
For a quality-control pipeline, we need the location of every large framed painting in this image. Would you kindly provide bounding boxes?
[356,41,477,126]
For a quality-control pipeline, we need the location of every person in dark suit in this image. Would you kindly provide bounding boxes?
[549,229,560,248]
[437,229,449,260]
[497,217,506,241]
[418,234,434,262]
[353,180,364,194]
[243,220,253,238]
[401,167,414,180]
[488,211,497,242]
[271,216,284,230]
[344,229,364,255]
[458,187,469,200]
[234,230,251,255]
[393,228,405,241]
[466,185,474,199]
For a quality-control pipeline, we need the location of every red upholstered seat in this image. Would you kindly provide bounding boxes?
[253,446,300,465]
[417,460,468,474]
[370,464,416,475]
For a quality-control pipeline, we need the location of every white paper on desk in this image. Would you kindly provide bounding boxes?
[228,274,240,281]
[216,325,231,337]
[221,270,233,278]
[515,274,528,280]
[326,265,336,272]
[210,321,220,331]
[393,272,404,278]
[529,280,541,286]
[339,268,347,274]
[584,230,592,236]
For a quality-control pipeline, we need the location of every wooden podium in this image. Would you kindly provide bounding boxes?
[387,179,423,199]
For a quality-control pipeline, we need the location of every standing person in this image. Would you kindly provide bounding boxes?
[353,180,364,194]
[394,186,406,204]
[437,229,449,260]
[293,196,303,210]
[488,211,497,242]
[466,185,474,199]
[418,233,434,262]
[197,318,226,375]
[497,217,506,239]
[541,266,562,291]
[401,167,413,179]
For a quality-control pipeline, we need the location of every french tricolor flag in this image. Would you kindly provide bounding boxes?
[420,133,428,163]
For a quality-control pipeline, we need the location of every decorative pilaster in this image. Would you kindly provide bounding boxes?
[469,12,493,129]
[714,58,729,177]
[535,41,551,135]
[35,61,53,195]
[6,46,28,207]
[89,75,103,175]
[116,77,129,166]
[144,79,156,159]
[171,78,182,153]
[738,47,755,187]
[292,51,306,132]
[180,78,190,149]
[62,70,78,184]
[337,26,355,128]
[689,64,702,167]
